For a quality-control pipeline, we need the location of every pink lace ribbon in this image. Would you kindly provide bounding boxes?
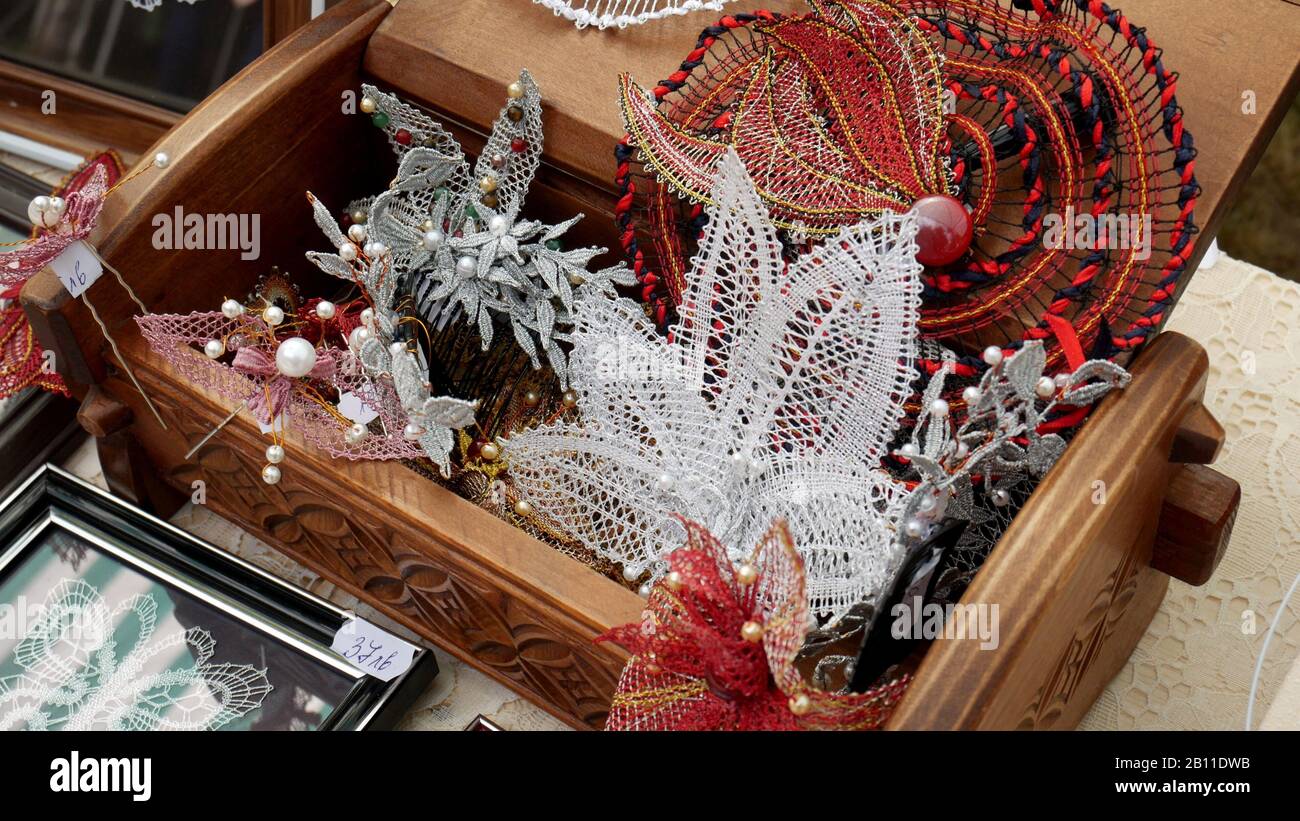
[231,345,337,423]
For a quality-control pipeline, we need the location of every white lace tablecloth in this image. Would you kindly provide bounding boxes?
[59,252,1300,731]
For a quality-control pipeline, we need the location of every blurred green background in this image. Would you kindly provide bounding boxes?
[1220,93,1300,282]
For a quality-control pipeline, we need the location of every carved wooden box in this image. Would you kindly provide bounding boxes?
[22,0,1300,729]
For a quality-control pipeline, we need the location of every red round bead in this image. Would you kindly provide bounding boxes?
[510,137,528,153]
[394,129,413,146]
[912,194,974,267]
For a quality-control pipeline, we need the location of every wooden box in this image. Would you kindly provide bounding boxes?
[20,0,1299,729]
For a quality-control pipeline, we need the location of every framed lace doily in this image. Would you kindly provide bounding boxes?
[0,466,438,731]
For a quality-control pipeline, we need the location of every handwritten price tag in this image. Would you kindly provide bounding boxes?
[330,616,418,682]
[337,391,379,425]
[49,241,104,299]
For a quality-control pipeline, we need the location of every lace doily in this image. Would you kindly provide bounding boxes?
[532,0,734,29]
[0,578,271,731]
[505,149,922,623]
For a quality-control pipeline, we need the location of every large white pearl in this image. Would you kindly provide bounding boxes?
[982,346,1004,367]
[261,464,281,485]
[388,341,406,358]
[403,422,425,441]
[359,307,375,327]
[338,243,357,262]
[221,299,243,319]
[899,442,919,458]
[363,241,387,258]
[348,223,367,243]
[962,386,982,404]
[455,255,477,277]
[27,196,59,229]
[930,398,950,418]
[904,518,926,539]
[314,300,336,320]
[275,337,317,378]
[265,444,285,464]
[204,339,225,359]
[348,326,371,349]
[344,423,368,445]
[656,473,675,493]
[488,215,508,235]
[153,151,170,169]
[992,489,1011,507]
[622,566,640,582]
[422,229,444,251]
[1035,376,1056,399]
[262,305,285,327]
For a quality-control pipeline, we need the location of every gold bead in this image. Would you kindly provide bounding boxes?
[478,175,498,194]
[513,499,533,517]
[736,563,758,586]
[788,693,811,716]
[419,218,434,233]
[359,96,376,114]
[506,105,523,123]
[665,570,683,591]
[480,193,499,209]
[561,389,578,409]
[741,620,764,643]
[350,209,367,225]
[506,81,525,99]
[523,390,541,408]
[479,442,500,462]
[567,272,585,286]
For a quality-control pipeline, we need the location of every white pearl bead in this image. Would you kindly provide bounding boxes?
[221,299,243,319]
[730,451,747,470]
[363,241,387,258]
[403,422,425,441]
[275,337,317,378]
[262,305,285,326]
[656,473,675,493]
[47,197,65,216]
[344,422,368,445]
[348,326,372,349]
[638,583,651,597]
[388,341,406,358]
[347,223,367,243]
[338,243,357,262]
[962,386,982,404]
[359,308,375,327]
[261,464,281,485]
[899,443,919,458]
[314,300,336,320]
[488,215,508,235]
[1035,376,1056,399]
[204,339,225,359]
[422,229,444,251]
[992,489,1011,507]
[456,255,477,277]
[359,96,376,114]
[622,566,639,582]
[904,518,925,538]
[27,196,59,228]
[982,346,1004,366]
[265,444,285,464]
[153,151,170,169]
[747,458,765,478]
[930,398,950,418]
[919,494,937,512]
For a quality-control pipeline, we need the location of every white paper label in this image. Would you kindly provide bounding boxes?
[257,413,285,435]
[337,391,379,425]
[331,616,418,682]
[50,241,104,299]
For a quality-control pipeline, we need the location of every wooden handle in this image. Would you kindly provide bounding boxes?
[76,385,134,438]
[1152,463,1240,586]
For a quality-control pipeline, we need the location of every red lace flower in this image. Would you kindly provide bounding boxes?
[597,517,909,731]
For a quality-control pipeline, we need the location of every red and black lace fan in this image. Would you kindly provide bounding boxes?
[615,0,1199,422]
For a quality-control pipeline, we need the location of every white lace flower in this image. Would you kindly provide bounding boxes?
[533,0,734,30]
[0,579,271,731]
[504,149,922,622]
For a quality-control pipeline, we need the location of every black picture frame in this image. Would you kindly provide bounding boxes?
[0,465,437,730]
